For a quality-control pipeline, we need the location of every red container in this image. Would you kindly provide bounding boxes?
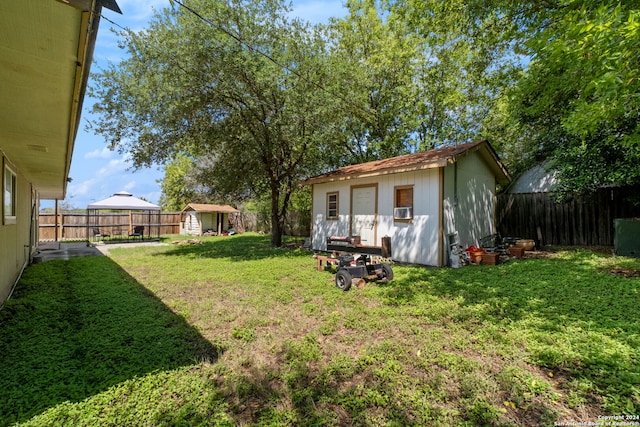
[466,246,485,264]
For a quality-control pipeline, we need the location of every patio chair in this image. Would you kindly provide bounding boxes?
[92,227,110,240]
[129,225,144,240]
[479,233,507,253]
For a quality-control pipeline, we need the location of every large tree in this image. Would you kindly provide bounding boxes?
[157,154,205,211]
[325,0,422,162]
[89,0,340,246]
[319,0,520,166]
[387,0,522,150]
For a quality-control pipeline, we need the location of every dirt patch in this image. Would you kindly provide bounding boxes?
[521,250,556,259]
[171,239,204,245]
[605,266,640,278]
[283,241,305,249]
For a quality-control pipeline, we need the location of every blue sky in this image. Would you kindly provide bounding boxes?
[42,0,347,210]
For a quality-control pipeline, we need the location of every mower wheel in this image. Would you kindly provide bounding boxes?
[380,263,394,281]
[335,269,352,291]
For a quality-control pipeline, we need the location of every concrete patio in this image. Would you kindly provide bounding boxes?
[33,241,167,263]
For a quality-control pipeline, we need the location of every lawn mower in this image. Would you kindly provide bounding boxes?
[333,253,393,291]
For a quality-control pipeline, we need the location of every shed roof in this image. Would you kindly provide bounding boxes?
[87,191,161,210]
[182,203,239,214]
[303,140,510,185]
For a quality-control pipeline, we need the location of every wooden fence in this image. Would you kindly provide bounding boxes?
[39,212,182,241]
[497,186,640,247]
[37,210,306,241]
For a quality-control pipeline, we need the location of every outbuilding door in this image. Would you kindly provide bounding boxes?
[350,185,377,246]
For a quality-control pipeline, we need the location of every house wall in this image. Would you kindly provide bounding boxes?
[1,156,35,305]
[311,168,442,266]
[443,152,497,251]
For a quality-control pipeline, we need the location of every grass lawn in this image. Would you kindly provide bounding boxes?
[1,233,639,426]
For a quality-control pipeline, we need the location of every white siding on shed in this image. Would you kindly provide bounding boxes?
[312,167,441,265]
[200,213,212,232]
[443,152,497,248]
[181,211,232,236]
[183,212,201,236]
[312,183,351,249]
[382,168,440,266]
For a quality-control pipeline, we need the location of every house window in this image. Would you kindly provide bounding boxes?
[394,185,413,221]
[4,164,17,224]
[326,192,339,220]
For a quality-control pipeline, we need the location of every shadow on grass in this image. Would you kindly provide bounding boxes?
[0,256,222,426]
[156,233,309,262]
[212,343,421,426]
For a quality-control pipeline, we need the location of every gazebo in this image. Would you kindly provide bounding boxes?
[86,191,161,243]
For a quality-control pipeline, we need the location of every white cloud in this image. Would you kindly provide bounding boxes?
[101,0,172,35]
[140,190,162,204]
[123,181,137,191]
[68,178,98,198]
[95,0,172,62]
[114,0,171,22]
[85,147,114,159]
[93,155,132,177]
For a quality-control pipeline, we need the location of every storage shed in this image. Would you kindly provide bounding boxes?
[180,203,239,236]
[303,140,510,266]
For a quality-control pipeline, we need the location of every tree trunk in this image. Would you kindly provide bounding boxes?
[270,184,283,247]
[271,211,283,246]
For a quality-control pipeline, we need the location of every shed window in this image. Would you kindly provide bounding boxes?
[4,164,16,224]
[326,192,339,220]
[394,186,413,221]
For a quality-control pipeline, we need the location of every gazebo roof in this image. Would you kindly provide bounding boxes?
[87,191,161,211]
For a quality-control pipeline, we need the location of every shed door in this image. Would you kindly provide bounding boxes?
[351,185,377,246]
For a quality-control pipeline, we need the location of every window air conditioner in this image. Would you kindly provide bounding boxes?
[394,207,412,219]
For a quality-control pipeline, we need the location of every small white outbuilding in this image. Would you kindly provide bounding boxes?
[180,203,239,236]
[303,140,511,266]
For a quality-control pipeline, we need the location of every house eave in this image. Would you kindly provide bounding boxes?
[0,0,119,200]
